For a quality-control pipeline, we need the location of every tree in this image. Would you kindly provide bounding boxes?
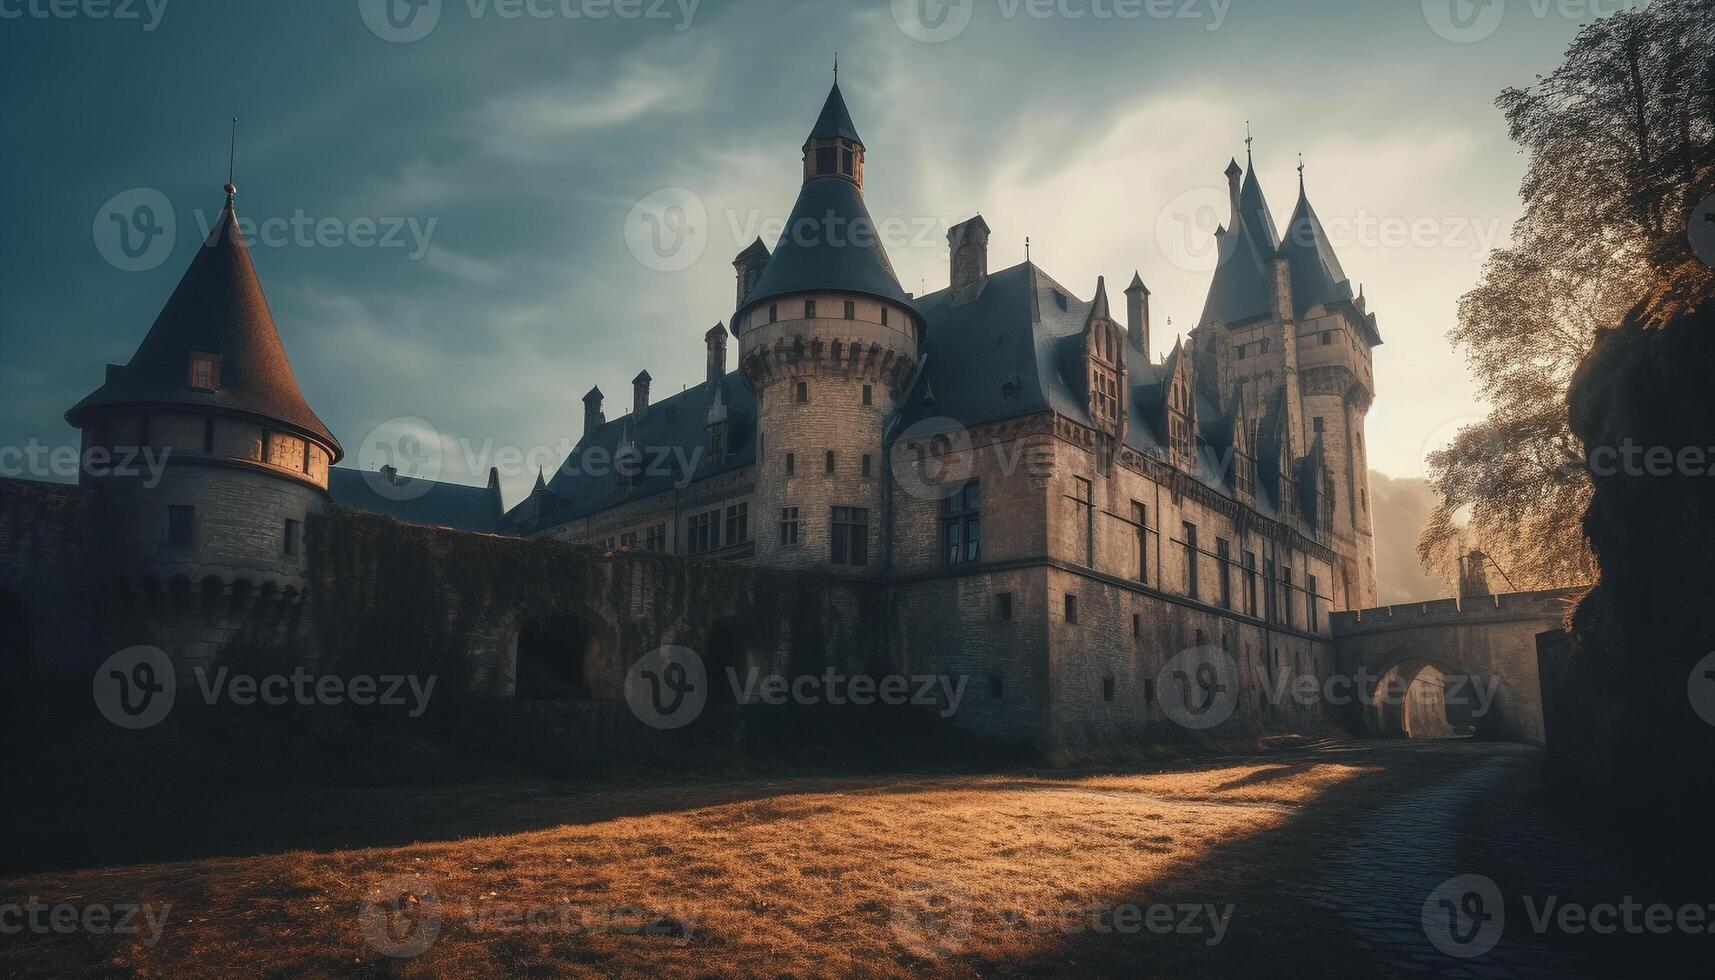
[1421,0,1715,589]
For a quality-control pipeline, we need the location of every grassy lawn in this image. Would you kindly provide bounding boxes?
[0,741,1487,978]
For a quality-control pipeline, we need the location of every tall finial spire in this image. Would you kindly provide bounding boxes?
[1297,152,1305,192]
[1244,120,1254,165]
[1025,236,1031,263]
[833,52,838,83]
[224,116,238,208]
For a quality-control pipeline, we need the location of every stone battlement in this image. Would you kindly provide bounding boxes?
[1331,587,1585,634]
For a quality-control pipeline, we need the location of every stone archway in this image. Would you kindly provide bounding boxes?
[513,613,599,700]
[1365,659,1476,739]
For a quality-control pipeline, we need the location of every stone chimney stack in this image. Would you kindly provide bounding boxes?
[705,322,728,385]
[582,386,605,439]
[1225,158,1243,227]
[733,238,771,310]
[947,215,990,304]
[632,371,652,417]
[1124,271,1150,354]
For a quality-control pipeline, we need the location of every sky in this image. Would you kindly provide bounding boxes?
[0,0,1619,507]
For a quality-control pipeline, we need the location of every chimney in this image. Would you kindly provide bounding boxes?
[632,370,652,416]
[1124,271,1150,354]
[947,215,990,303]
[582,386,605,439]
[733,238,771,309]
[705,322,728,385]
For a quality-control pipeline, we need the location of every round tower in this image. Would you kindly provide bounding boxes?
[65,182,343,673]
[733,81,921,574]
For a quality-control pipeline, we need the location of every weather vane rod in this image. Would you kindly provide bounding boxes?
[225,117,238,205]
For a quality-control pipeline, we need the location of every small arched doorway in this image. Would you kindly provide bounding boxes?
[0,589,30,690]
[704,619,759,706]
[514,614,597,699]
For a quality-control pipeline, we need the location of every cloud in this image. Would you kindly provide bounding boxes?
[423,245,506,284]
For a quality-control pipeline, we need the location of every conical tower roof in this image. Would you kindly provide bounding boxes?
[807,82,862,144]
[67,193,340,455]
[1278,178,1354,318]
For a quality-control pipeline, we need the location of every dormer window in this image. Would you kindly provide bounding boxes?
[188,352,220,390]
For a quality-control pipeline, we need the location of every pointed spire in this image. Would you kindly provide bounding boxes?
[1125,271,1149,296]
[1297,152,1306,195]
[533,468,548,493]
[808,81,861,144]
[1225,157,1243,179]
[1085,275,1110,322]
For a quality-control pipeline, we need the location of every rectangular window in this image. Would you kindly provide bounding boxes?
[620,531,638,550]
[166,505,194,546]
[1313,416,1325,434]
[1102,677,1115,702]
[843,300,855,320]
[881,307,890,326]
[990,674,1004,699]
[830,507,869,566]
[804,299,817,319]
[282,518,300,556]
[997,592,1013,622]
[862,384,872,405]
[1144,678,1156,703]
[825,450,835,475]
[940,481,981,566]
[1308,574,1320,631]
[1182,522,1199,599]
[1264,559,1277,621]
[1244,551,1258,617]
[725,502,749,544]
[779,507,800,546]
[769,304,778,324]
[861,454,873,478]
[188,352,220,390]
[816,146,836,173]
[1063,593,1078,624]
[1217,538,1232,609]
[1321,331,1333,345]
[1072,476,1094,566]
[203,418,215,454]
[1131,501,1148,583]
[1131,613,1141,639]
[646,524,666,552]
[841,147,855,175]
[1283,567,1296,628]
[795,381,808,403]
[687,509,722,555]
[785,452,796,476]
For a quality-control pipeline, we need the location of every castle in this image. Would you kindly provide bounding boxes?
[1,80,1408,750]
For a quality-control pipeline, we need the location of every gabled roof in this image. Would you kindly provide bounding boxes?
[807,82,862,144]
[1279,183,1355,319]
[501,369,756,533]
[737,174,911,316]
[66,197,340,454]
[328,466,502,533]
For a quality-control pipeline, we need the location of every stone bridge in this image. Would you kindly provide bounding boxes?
[1331,588,1585,745]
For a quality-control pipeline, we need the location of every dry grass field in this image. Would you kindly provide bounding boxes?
[0,741,1481,978]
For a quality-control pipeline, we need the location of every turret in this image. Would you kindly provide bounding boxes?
[732,79,922,574]
[65,178,342,678]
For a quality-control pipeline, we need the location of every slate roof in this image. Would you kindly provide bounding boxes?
[1279,184,1354,319]
[329,466,503,533]
[737,176,912,317]
[807,82,862,143]
[66,197,341,455]
[501,369,756,533]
